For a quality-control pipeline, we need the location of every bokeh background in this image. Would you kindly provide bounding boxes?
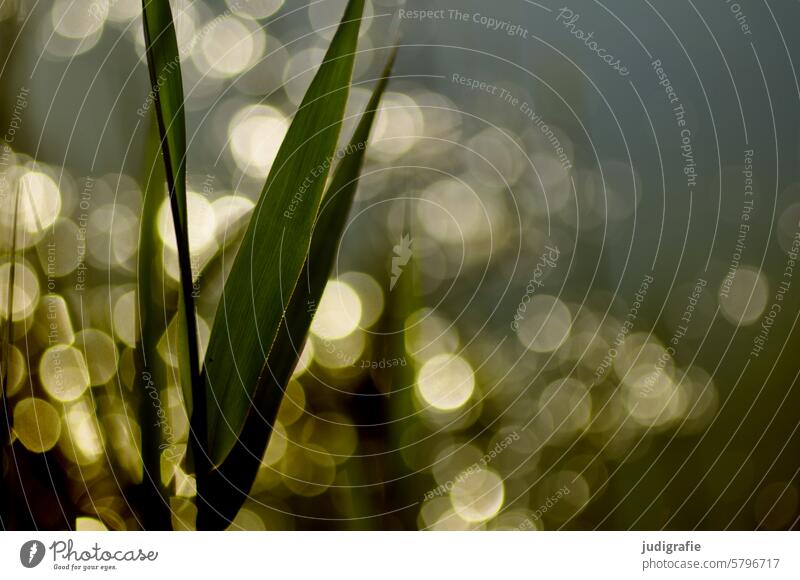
[0,0,799,530]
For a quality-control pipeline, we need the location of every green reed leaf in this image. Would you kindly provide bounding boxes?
[197,48,396,529]
[202,0,365,465]
[140,0,206,475]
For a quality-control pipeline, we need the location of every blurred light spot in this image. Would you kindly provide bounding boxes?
[174,1,200,57]
[466,128,525,187]
[16,171,62,238]
[719,266,768,325]
[4,345,27,397]
[63,399,103,464]
[42,23,103,59]
[450,468,504,523]
[565,331,608,370]
[212,195,254,242]
[540,471,590,520]
[229,508,265,531]
[0,260,40,321]
[371,92,424,161]
[339,271,384,328]
[310,280,362,340]
[229,104,289,179]
[684,368,719,429]
[418,496,450,529]
[276,380,305,426]
[195,17,265,78]
[302,412,357,464]
[112,290,138,348]
[85,199,139,272]
[622,366,685,427]
[75,517,107,531]
[432,443,482,487]
[419,181,486,246]
[36,218,82,277]
[538,379,591,439]
[107,412,141,480]
[292,340,314,377]
[85,205,116,269]
[490,509,539,531]
[37,294,75,345]
[13,397,61,453]
[0,171,61,249]
[75,329,118,386]
[158,192,217,255]
[516,295,572,352]
[311,330,365,370]
[405,308,459,362]
[530,153,572,214]
[110,205,139,268]
[525,123,574,175]
[263,422,288,466]
[282,48,325,105]
[614,334,671,381]
[419,90,461,139]
[108,0,140,23]
[227,0,283,20]
[51,0,106,39]
[430,509,480,531]
[417,353,475,411]
[40,345,91,402]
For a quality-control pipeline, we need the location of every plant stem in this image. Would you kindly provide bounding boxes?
[140,0,209,506]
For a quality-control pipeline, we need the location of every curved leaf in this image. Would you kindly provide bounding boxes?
[202,0,365,464]
[197,49,396,529]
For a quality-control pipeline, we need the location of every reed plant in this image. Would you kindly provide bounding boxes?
[136,0,395,530]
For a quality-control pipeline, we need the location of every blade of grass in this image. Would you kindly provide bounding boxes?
[140,0,207,480]
[132,113,173,530]
[197,49,396,529]
[202,0,365,466]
